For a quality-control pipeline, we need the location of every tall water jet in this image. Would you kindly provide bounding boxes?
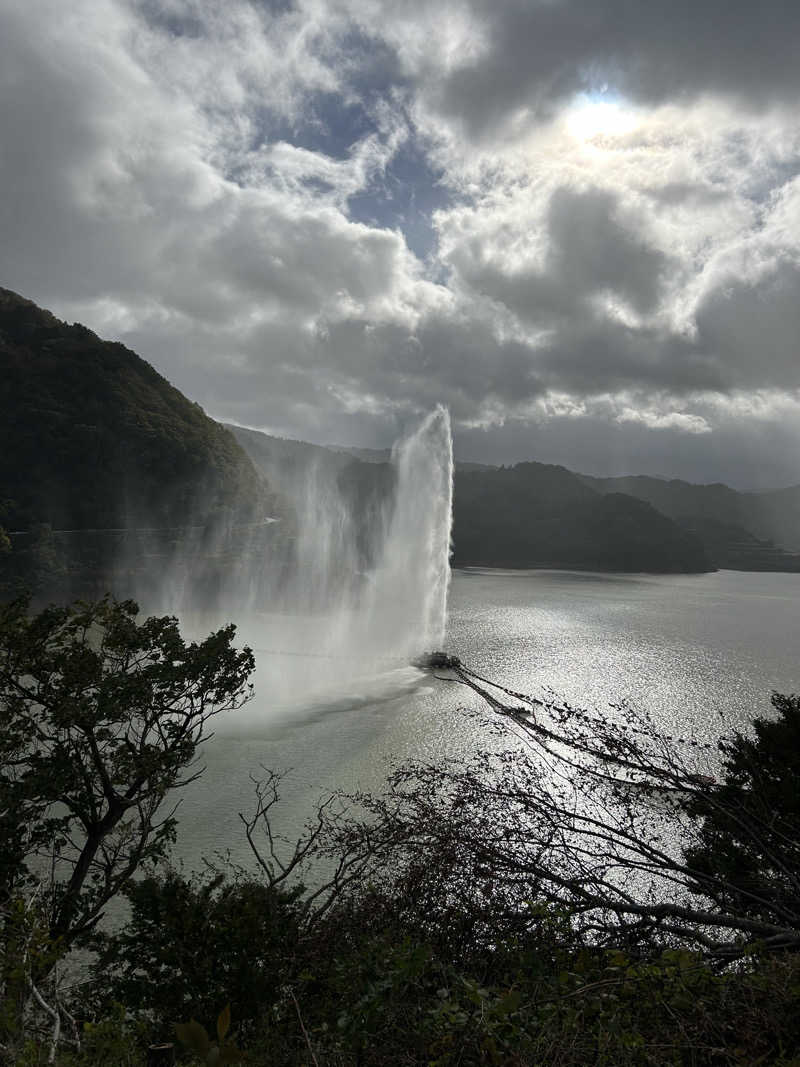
[186,407,454,719]
[358,405,453,660]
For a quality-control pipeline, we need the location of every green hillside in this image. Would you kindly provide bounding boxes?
[452,463,713,572]
[233,427,714,574]
[0,288,278,602]
[582,473,800,570]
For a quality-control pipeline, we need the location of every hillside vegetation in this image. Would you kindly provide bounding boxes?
[452,463,713,572]
[582,473,800,570]
[0,288,279,602]
[232,430,715,574]
[330,439,800,572]
[4,596,800,1065]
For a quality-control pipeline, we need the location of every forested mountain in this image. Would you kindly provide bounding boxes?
[238,424,800,574]
[581,473,800,570]
[0,288,268,531]
[329,441,799,571]
[452,463,713,572]
[0,288,279,602]
[751,483,800,550]
[233,428,713,574]
[2,284,795,598]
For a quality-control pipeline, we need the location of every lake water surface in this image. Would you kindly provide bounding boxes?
[175,568,800,871]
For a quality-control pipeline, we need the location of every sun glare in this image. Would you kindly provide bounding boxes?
[566,94,638,140]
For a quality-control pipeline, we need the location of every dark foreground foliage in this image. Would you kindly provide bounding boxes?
[0,597,254,1062]
[66,871,800,1065]
[25,697,800,1064]
[3,597,800,1065]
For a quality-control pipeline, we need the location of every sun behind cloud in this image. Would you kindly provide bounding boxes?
[565,93,639,141]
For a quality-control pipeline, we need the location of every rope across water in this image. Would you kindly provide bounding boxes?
[247,648,539,716]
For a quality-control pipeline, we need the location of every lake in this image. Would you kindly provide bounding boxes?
[174,567,800,872]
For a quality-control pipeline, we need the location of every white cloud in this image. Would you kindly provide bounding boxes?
[615,408,711,434]
[1,0,799,484]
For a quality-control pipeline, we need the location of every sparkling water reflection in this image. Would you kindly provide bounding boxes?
[174,568,800,872]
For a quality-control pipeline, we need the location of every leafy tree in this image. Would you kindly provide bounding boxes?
[91,869,302,1040]
[684,691,800,927]
[0,596,254,955]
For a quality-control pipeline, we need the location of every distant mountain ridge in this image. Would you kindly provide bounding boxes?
[452,462,712,573]
[234,426,800,573]
[231,429,714,574]
[579,473,800,570]
[328,442,800,559]
[2,285,796,600]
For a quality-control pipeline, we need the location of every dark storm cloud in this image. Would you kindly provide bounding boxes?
[546,189,668,314]
[452,186,670,327]
[437,182,800,401]
[534,320,726,397]
[693,260,800,391]
[267,312,546,422]
[424,0,800,141]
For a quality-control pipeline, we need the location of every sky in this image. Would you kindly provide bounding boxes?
[2,0,800,488]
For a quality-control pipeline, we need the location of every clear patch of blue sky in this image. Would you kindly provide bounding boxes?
[143,6,452,266]
[141,3,452,261]
[244,28,451,264]
[281,90,378,160]
[347,137,451,262]
[256,26,404,158]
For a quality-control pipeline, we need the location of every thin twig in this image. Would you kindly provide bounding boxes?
[290,988,320,1067]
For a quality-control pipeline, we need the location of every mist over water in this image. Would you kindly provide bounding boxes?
[171,406,454,722]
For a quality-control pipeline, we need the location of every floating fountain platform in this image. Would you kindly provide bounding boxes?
[412,651,461,670]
